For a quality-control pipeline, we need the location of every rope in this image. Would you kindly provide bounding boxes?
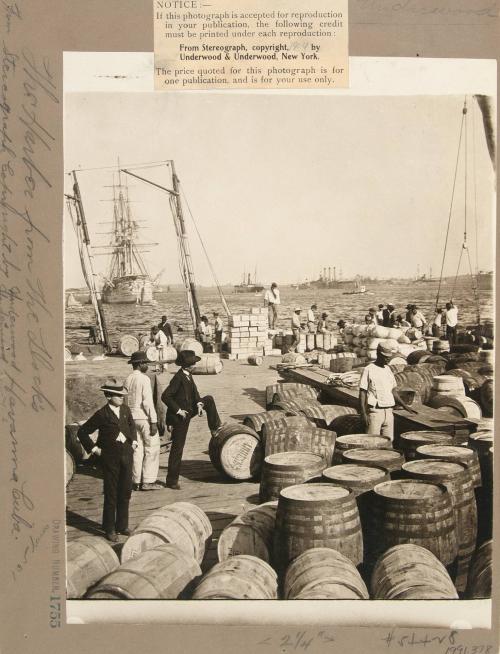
[180,187,232,318]
[435,98,467,310]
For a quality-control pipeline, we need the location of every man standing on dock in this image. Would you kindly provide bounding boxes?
[290,306,303,352]
[264,282,280,329]
[161,350,222,490]
[158,315,174,344]
[359,343,417,441]
[444,301,458,344]
[77,379,137,542]
[124,352,162,491]
[307,304,317,333]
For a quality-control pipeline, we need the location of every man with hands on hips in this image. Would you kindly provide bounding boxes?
[77,378,138,542]
[162,349,221,490]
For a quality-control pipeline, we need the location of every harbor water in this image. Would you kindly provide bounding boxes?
[65,278,493,348]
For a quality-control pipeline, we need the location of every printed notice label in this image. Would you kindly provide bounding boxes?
[154,0,348,90]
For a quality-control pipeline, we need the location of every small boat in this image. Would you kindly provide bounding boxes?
[234,271,264,294]
[65,293,84,311]
[342,280,366,295]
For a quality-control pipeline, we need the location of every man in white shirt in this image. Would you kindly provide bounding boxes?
[264,282,280,329]
[376,304,384,324]
[444,301,458,344]
[359,343,417,441]
[307,304,317,333]
[124,351,162,491]
[213,312,224,344]
[432,308,443,337]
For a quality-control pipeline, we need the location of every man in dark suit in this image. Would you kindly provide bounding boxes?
[161,350,221,489]
[77,378,138,541]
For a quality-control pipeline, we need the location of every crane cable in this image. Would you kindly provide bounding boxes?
[180,187,232,318]
[435,98,467,311]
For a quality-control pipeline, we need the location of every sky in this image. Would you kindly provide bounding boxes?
[64,92,495,289]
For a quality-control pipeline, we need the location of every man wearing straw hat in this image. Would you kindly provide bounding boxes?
[77,378,138,542]
[162,350,222,489]
[359,343,417,441]
[125,351,162,492]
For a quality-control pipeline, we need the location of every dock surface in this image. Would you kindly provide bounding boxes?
[65,358,281,571]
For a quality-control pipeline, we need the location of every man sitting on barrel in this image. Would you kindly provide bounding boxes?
[359,343,417,441]
[161,350,222,489]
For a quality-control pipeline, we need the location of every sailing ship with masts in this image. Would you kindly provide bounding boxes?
[94,170,160,305]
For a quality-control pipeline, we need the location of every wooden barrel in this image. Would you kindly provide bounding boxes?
[342,448,405,473]
[424,337,437,352]
[260,414,313,441]
[87,544,201,599]
[407,350,431,365]
[468,431,493,545]
[466,540,492,599]
[162,345,178,363]
[433,339,450,354]
[263,424,336,464]
[479,379,493,417]
[416,444,482,488]
[260,452,325,502]
[118,335,139,357]
[242,410,284,434]
[66,536,120,599]
[333,434,392,464]
[248,354,263,366]
[191,355,223,375]
[446,368,484,395]
[330,414,365,437]
[301,404,356,427]
[65,450,75,487]
[398,431,453,461]
[429,395,482,420]
[365,479,458,569]
[322,465,389,497]
[370,544,458,600]
[401,459,477,592]
[272,388,322,406]
[274,483,363,574]
[177,337,204,357]
[431,374,466,397]
[284,548,369,600]
[191,555,278,599]
[208,422,263,480]
[145,345,159,362]
[478,349,494,364]
[65,423,86,463]
[120,502,212,565]
[217,502,277,563]
[265,383,318,410]
[294,585,363,599]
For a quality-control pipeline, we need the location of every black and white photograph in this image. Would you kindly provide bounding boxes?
[63,55,495,622]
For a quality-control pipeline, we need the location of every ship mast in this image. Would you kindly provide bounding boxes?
[66,171,111,351]
[122,162,202,334]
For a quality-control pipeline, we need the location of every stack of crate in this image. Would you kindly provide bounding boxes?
[226,308,274,359]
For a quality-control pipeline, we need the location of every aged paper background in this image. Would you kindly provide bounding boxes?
[1,1,499,653]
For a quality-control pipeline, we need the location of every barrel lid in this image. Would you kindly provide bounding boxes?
[280,483,350,501]
[416,444,474,459]
[265,452,324,467]
[402,459,466,477]
[374,479,444,499]
[323,465,387,483]
[433,375,464,383]
[343,448,402,462]
[469,430,493,443]
[337,434,391,449]
[400,431,453,445]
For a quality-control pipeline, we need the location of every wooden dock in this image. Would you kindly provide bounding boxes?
[66,357,478,573]
[65,357,282,572]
